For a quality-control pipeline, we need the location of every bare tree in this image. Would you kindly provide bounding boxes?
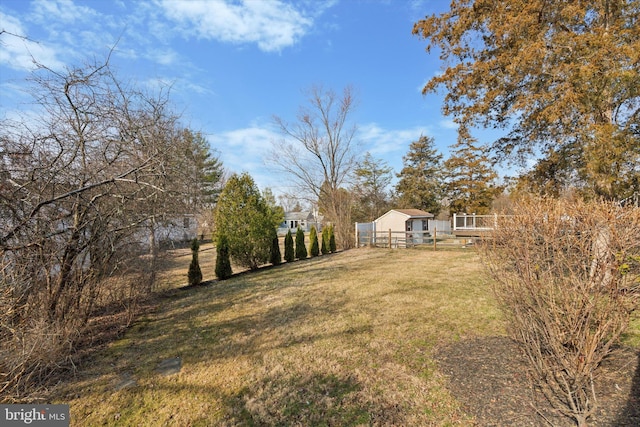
[0,57,205,398]
[480,197,640,426]
[271,85,359,248]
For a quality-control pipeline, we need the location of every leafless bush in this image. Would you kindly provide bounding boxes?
[480,197,640,426]
[0,55,212,400]
[0,244,153,401]
[0,317,77,401]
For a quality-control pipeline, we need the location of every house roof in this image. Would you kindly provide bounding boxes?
[392,209,434,218]
[284,211,325,222]
[284,211,312,221]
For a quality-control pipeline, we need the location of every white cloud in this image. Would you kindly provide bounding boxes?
[207,125,285,190]
[147,48,179,66]
[159,0,313,52]
[29,0,98,24]
[0,12,65,71]
[358,122,431,156]
[439,119,457,130]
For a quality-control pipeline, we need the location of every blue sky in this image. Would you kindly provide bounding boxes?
[1,0,504,197]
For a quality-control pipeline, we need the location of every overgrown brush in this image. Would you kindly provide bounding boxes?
[0,252,154,402]
[480,197,640,426]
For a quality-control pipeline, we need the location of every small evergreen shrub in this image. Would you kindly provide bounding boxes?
[215,234,233,280]
[187,238,203,286]
[284,230,295,262]
[329,225,337,253]
[295,227,307,260]
[321,227,329,254]
[309,226,319,257]
[270,230,282,265]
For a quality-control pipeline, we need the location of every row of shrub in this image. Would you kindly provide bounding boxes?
[187,173,341,285]
[217,225,336,280]
[284,225,336,263]
[187,225,337,285]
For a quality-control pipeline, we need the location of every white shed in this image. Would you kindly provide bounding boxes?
[374,209,434,246]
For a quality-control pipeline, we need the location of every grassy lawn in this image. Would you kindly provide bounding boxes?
[51,245,638,426]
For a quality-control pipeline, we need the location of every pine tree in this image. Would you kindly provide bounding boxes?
[215,234,233,280]
[187,238,203,286]
[270,229,282,265]
[214,173,282,270]
[444,127,502,214]
[309,226,319,257]
[352,152,393,223]
[328,225,337,253]
[182,129,225,208]
[284,229,295,262]
[295,227,307,260]
[395,135,444,215]
[321,227,329,255]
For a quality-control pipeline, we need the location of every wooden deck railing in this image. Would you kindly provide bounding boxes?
[452,213,499,231]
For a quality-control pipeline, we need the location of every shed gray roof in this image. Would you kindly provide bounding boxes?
[392,209,434,218]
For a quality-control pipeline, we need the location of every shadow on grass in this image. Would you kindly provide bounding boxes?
[179,249,345,291]
[56,249,417,425]
[616,350,640,426]
[66,253,358,373]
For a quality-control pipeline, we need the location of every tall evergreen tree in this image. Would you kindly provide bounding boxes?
[284,230,295,262]
[295,227,307,260]
[309,226,319,257]
[395,135,444,215]
[214,173,281,270]
[352,152,393,222]
[263,187,285,226]
[181,129,225,208]
[444,127,502,214]
[512,144,580,198]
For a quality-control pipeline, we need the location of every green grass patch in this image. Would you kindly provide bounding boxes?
[622,312,640,347]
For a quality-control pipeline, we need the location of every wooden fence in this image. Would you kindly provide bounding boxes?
[355,228,479,250]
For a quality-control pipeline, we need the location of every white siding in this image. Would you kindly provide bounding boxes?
[375,211,407,235]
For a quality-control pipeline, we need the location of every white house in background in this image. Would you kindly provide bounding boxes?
[138,214,199,249]
[155,214,198,244]
[278,211,323,235]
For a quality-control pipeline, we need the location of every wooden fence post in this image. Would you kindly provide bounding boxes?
[433,227,437,251]
[388,229,392,249]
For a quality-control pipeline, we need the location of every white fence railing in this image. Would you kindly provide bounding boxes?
[452,213,498,231]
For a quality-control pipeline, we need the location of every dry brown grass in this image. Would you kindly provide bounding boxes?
[48,243,631,426]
